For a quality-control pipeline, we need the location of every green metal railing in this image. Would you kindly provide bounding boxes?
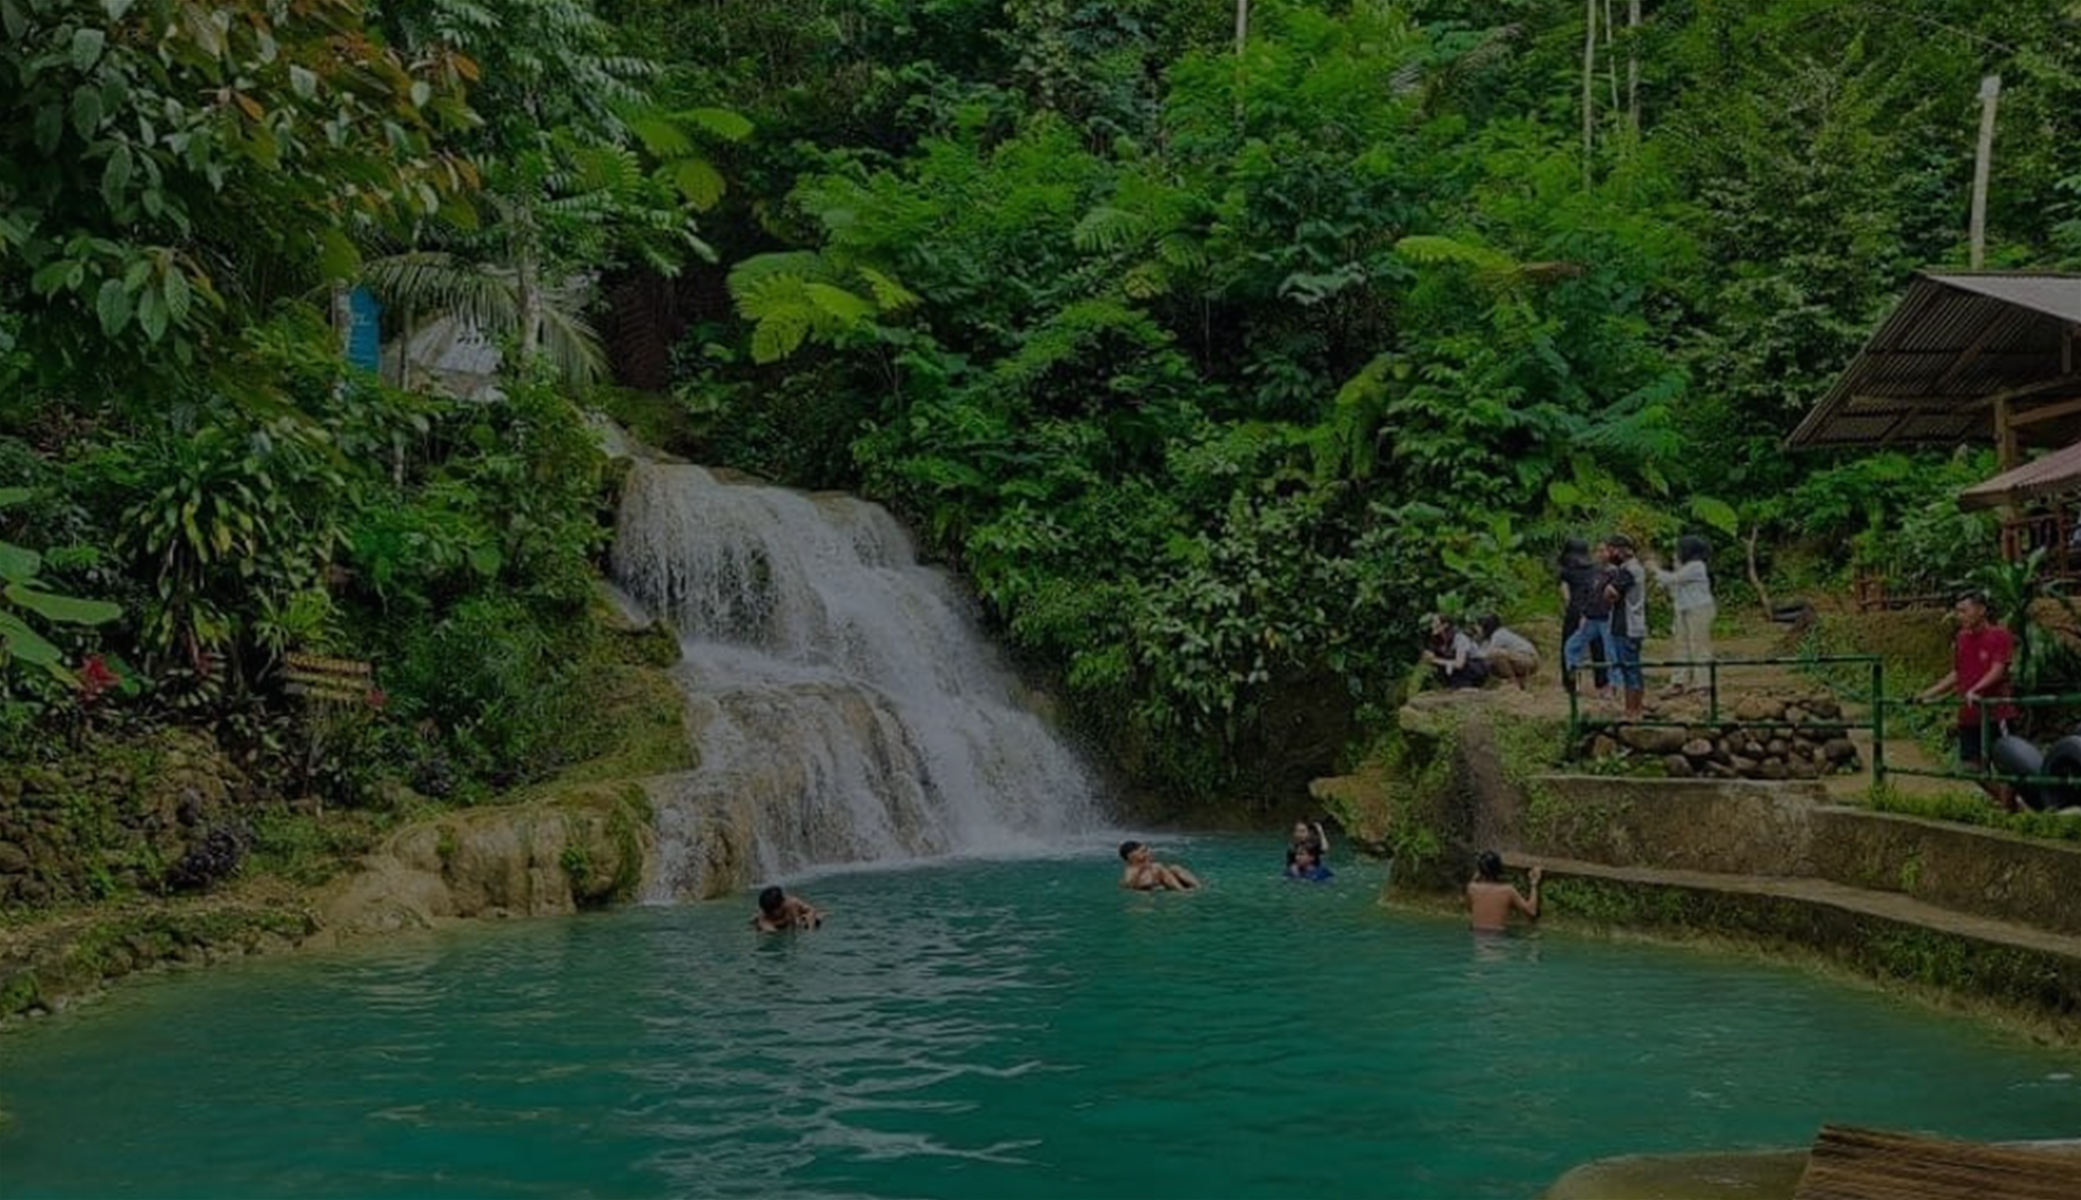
[1565,654,2081,797]
[1565,655,1885,777]
[1871,691,2081,795]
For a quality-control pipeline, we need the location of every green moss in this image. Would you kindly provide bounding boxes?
[245,807,388,887]
[512,665,693,794]
[1865,783,2081,844]
[586,385,700,459]
[558,844,593,891]
[606,785,649,903]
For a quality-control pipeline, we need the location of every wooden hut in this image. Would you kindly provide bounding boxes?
[1788,271,2081,597]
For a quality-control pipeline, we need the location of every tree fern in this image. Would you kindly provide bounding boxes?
[726,251,917,363]
[1072,205,1151,254]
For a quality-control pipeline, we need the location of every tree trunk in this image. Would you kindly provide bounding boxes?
[1234,0,1249,56]
[1603,0,1620,115]
[330,280,353,359]
[1745,525,1771,618]
[1970,74,2001,269]
[517,248,544,365]
[1581,0,1598,187]
[1627,0,1641,135]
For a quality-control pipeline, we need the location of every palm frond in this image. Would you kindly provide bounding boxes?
[361,251,520,336]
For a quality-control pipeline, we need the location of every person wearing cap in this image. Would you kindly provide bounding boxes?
[1465,850,1541,933]
[1915,591,2020,811]
[1601,534,1647,720]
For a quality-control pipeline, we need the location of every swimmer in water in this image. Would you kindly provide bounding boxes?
[1284,843,1333,882]
[1118,840,1202,891]
[1465,850,1540,932]
[751,885,824,932]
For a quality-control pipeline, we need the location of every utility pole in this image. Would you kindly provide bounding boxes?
[1235,0,1249,56]
[1969,74,2000,269]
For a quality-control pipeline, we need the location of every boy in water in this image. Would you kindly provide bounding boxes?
[1118,841,1202,891]
[751,885,824,932]
[1284,843,1333,882]
[1465,850,1541,932]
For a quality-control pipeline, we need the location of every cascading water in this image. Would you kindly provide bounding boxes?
[611,461,1110,899]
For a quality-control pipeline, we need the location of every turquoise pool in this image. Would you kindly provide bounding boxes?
[3,836,2076,1198]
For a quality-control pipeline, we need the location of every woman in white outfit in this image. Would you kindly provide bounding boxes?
[1649,535,1716,693]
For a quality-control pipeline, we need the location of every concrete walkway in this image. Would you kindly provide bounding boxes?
[1507,852,2081,962]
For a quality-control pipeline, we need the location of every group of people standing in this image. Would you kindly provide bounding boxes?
[1558,532,1717,719]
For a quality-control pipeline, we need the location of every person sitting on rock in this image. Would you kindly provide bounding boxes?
[1421,613,1489,690]
[1476,614,1540,690]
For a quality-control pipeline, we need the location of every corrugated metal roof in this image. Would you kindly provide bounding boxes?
[1931,273,2081,324]
[1785,272,2081,451]
[1957,439,2081,510]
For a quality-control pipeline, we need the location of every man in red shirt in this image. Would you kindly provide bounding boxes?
[1916,592,2020,811]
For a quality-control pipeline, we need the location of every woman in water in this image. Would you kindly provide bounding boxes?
[1286,819,1330,868]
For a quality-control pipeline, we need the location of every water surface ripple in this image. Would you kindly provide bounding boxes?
[3,839,2078,1199]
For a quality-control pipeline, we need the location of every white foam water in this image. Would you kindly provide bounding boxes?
[611,463,1110,899]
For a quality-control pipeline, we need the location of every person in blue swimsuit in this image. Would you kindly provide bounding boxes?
[1284,843,1333,882]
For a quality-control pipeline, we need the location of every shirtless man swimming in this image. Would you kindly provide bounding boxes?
[751,885,824,932]
[1465,850,1540,932]
[1118,840,1202,891]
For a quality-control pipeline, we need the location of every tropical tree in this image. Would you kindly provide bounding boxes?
[367,0,738,374]
[0,0,474,398]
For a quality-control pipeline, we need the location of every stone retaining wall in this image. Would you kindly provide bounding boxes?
[1812,807,2081,937]
[1525,774,2081,939]
[1538,873,2081,1042]
[1527,776,1825,876]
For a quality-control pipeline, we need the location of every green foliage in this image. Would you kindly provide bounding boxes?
[1770,450,2002,593]
[653,0,2081,800]
[1971,550,2081,694]
[0,0,471,386]
[0,486,119,679]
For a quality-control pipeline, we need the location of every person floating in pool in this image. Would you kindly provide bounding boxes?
[751,885,824,932]
[1285,819,1330,870]
[1465,850,1541,933]
[1284,843,1333,882]
[1118,840,1202,891]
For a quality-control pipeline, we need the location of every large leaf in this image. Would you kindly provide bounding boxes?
[0,540,40,582]
[1688,495,1741,537]
[682,107,752,142]
[0,610,61,666]
[671,156,726,210]
[6,583,122,625]
[804,282,876,326]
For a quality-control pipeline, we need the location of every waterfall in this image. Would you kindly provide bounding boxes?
[611,462,1110,900]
